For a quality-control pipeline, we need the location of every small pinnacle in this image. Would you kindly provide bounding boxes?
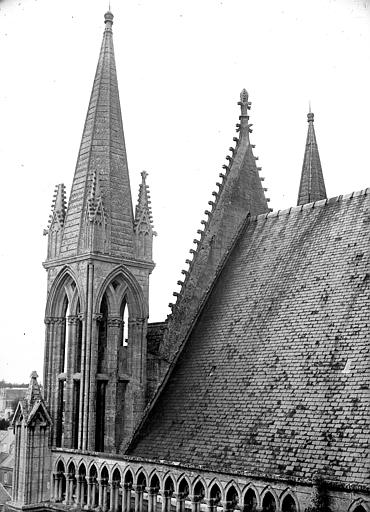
[30,371,38,379]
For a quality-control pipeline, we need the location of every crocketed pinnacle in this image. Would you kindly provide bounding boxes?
[297,110,327,206]
[134,171,155,233]
[25,371,42,404]
[45,183,66,234]
[60,11,135,257]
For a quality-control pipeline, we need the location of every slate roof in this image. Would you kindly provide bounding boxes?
[129,190,370,488]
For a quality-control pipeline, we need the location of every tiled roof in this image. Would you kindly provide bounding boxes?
[129,190,370,488]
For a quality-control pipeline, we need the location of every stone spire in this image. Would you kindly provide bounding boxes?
[297,109,327,206]
[59,11,135,258]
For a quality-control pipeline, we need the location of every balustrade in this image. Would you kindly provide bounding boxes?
[51,451,340,512]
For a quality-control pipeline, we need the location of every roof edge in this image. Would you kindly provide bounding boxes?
[258,187,369,223]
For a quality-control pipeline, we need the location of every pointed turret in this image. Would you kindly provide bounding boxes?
[134,171,156,260]
[11,372,52,508]
[59,11,134,257]
[44,183,66,259]
[297,110,327,205]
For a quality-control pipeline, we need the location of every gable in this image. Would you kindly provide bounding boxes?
[128,191,370,487]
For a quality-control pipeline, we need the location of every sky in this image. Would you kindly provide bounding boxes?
[0,0,369,383]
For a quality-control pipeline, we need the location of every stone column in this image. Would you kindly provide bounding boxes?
[98,479,104,510]
[221,501,232,512]
[86,476,93,508]
[147,488,158,512]
[105,317,122,451]
[52,317,66,446]
[205,499,216,512]
[51,473,57,502]
[86,311,101,452]
[63,316,79,448]
[123,483,132,512]
[65,474,74,505]
[102,482,109,512]
[175,493,187,512]
[43,317,55,404]
[112,481,120,512]
[162,490,173,512]
[134,485,145,512]
[189,495,201,512]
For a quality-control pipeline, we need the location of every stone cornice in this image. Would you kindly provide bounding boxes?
[43,252,155,272]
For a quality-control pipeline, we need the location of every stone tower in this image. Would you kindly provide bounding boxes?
[43,11,155,454]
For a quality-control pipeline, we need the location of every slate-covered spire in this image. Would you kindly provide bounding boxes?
[297,109,327,206]
[59,11,135,258]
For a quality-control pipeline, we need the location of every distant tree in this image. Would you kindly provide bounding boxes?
[0,418,10,430]
[9,398,20,420]
[0,380,27,389]
[305,476,332,512]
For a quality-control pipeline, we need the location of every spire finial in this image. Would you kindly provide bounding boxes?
[104,10,114,29]
[237,88,252,136]
[307,102,314,122]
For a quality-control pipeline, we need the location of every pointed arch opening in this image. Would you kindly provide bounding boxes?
[226,486,239,511]
[46,270,82,449]
[150,474,160,492]
[262,492,276,512]
[210,483,222,507]
[281,495,297,512]
[244,489,257,512]
[194,480,205,502]
[89,464,99,508]
[78,463,87,507]
[56,460,66,502]
[93,267,147,452]
[67,461,77,503]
